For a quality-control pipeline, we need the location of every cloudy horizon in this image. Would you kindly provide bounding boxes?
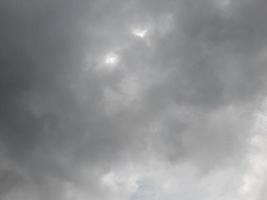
[1,0,267,199]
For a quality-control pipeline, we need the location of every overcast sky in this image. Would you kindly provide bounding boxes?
[1,0,267,199]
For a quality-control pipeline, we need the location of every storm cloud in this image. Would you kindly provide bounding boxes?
[1,0,267,199]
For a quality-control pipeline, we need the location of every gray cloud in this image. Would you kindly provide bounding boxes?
[1,0,267,199]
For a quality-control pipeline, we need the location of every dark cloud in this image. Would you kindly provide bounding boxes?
[0,0,267,199]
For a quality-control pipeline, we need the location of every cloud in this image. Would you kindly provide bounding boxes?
[0,0,267,199]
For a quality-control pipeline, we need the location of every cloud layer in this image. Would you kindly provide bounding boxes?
[1,0,267,199]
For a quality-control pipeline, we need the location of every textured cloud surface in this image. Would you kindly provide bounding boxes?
[1,0,267,199]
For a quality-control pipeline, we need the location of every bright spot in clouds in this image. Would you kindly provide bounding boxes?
[91,52,121,72]
[131,27,149,39]
[104,52,120,66]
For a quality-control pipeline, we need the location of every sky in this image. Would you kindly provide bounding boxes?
[1,0,267,199]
